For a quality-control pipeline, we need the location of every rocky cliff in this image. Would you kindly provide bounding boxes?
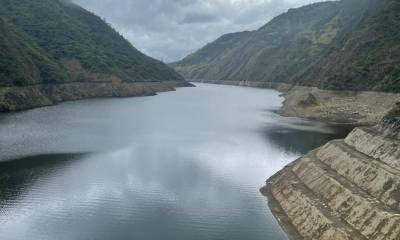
[261,117,400,240]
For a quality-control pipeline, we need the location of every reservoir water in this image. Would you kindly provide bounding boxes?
[0,83,351,240]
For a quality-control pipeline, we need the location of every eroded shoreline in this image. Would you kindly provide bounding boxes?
[192,80,400,125]
[0,81,194,113]
[262,118,400,240]
[190,80,400,239]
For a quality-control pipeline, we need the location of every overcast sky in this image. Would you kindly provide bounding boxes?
[72,0,327,62]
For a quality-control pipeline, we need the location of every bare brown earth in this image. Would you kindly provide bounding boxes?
[263,118,400,240]
[0,81,193,112]
[194,80,400,125]
[278,86,400,125]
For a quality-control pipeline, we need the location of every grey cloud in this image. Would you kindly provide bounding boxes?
[73,0,328,62]
[180,11,221,24]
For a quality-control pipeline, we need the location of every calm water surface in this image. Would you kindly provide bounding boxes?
[0,84,351,240]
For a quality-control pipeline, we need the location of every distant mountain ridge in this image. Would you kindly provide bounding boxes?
[172,0,400,92]
[0,0,184,87]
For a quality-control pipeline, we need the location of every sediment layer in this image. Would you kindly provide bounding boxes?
[263,118,400,240]
[0,81,193,112]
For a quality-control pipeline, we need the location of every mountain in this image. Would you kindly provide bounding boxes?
[0,0,183,85]
[0,0,188,111]
[172,0,400,92]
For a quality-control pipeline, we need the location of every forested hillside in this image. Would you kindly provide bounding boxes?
[0,0,184,87]
[0,18,67,86]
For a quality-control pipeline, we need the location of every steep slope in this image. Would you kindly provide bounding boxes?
[171,31,253,80]
[0,0,184,85]
[0,18,67,86]
[173,0,400,92]
[298,0,400,91]
[0,0,189,112]
[262,117,400,240]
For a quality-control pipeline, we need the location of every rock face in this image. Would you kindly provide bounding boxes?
[262,118,400,240]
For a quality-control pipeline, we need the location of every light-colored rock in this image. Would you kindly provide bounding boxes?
[345,128,400,170]
[318,141,400,211]
[278,87,400,125]
[263,118,400,240]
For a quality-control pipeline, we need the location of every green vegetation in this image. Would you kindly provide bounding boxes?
[0,18,68,86]
[0,0,183,87]
[384,67,400,92]
[173,0,400,92]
